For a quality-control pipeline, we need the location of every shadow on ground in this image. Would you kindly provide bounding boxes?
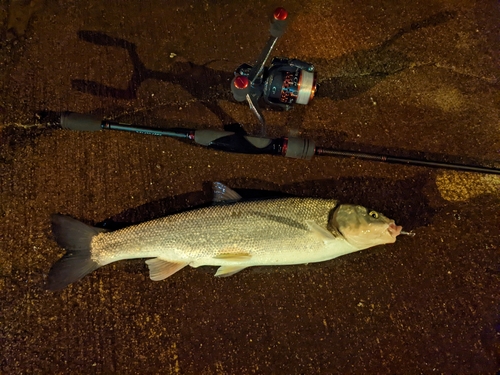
[70,11,456,123]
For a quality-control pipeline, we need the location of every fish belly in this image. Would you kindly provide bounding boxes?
[90,197,340,267]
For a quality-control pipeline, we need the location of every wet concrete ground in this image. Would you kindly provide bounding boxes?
[0,0,499,373]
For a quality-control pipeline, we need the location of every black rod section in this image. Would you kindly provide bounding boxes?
[315,148,500,175]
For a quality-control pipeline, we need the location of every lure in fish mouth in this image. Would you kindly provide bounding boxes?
[47,182,408,291]
[387,222,403,238]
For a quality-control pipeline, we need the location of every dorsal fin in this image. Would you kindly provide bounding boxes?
[212,182,242,204]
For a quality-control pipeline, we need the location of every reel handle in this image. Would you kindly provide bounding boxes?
[269,7,289,38]
[247,7,289,83]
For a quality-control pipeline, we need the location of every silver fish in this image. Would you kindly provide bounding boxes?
[47,182,403,290]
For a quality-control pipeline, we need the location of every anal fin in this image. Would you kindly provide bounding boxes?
[145,258,188,281]
[215,265,248,277]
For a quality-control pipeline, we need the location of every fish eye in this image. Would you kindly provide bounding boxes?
[368,211,379,219]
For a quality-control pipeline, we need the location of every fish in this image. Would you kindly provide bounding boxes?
[47,182,403,291]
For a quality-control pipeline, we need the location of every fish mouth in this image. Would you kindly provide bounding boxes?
[387,222,402,238]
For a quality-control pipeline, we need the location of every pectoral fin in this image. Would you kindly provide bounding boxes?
[305,220,336,243]
[213,252,251,260]
[145,258,188,281]
[215,265,248,277]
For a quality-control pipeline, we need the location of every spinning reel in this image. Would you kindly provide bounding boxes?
[230,8,317,134]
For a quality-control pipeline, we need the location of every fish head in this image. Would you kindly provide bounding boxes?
[330,204,402,249]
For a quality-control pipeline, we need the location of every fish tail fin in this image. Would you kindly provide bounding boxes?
[47,214,103,291]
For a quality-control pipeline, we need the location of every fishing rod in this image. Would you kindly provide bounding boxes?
[60,112,500,175]
[56,8,498,176]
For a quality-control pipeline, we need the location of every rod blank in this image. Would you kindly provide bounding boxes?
[314,148,499,175]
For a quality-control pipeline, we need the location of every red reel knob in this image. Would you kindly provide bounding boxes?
[233,75,249,89]
[273,7,288,21]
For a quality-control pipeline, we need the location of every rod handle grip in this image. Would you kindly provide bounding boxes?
[60,112,103,131]
[194,130,315,159]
